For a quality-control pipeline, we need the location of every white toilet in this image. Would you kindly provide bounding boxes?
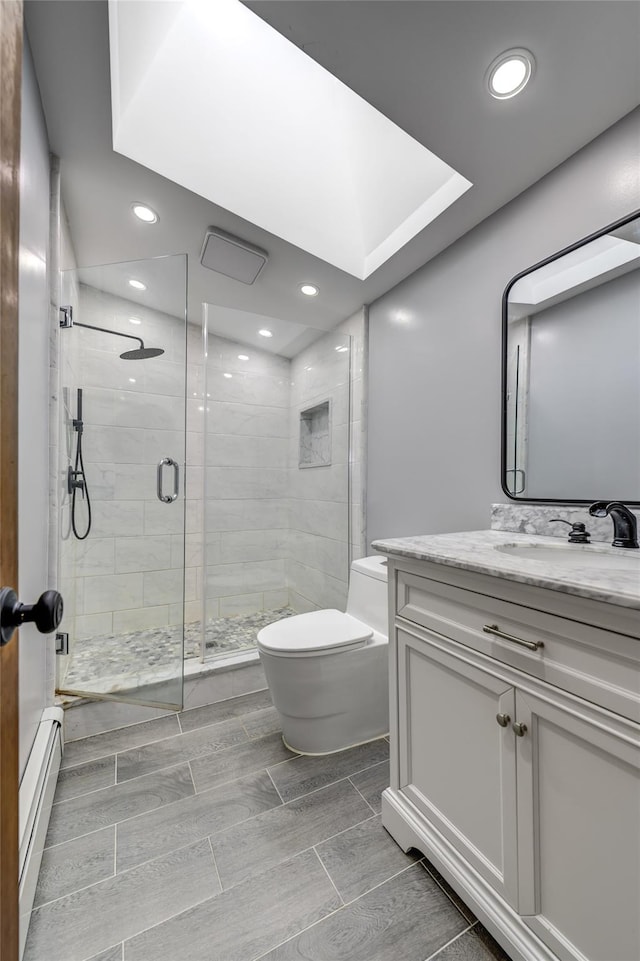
[257,555,389,755]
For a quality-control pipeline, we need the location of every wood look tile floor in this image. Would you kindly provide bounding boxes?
[25,690,512,961]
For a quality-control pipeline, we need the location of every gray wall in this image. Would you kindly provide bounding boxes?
[18,42,53,776]
[368,108,640,544]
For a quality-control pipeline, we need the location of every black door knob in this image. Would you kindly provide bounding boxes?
[0,587,64,646]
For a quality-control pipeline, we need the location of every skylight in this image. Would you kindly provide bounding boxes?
[509,236,640,307]
[108,0,472,280]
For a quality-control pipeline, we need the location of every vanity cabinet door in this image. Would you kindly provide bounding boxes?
[397,628,518,904]
[514,690,640,961]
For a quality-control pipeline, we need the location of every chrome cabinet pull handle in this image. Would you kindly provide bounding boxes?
[496,713,511,728]
[513,722,528,737]
[157,457,179,503]
[483,623,544,652]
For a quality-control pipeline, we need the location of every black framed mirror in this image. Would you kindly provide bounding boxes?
[501,209,640,504]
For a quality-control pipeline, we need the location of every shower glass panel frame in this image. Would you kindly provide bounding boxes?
[56,254,188,711]
[199,303,353,664]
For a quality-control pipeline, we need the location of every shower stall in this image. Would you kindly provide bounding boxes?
[55,254,365,711]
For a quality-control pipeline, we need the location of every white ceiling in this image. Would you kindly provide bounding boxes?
[108,0,471,281]
[25,1,640,336]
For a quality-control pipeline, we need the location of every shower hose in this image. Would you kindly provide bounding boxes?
[71,391,92,540]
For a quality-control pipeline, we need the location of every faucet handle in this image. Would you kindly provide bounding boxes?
[549,519,591,544]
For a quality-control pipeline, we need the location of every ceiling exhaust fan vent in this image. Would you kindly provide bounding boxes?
[200,227,268,284]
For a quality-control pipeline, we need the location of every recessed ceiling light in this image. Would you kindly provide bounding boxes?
[238,354,249,361]
[131,203,159,224]
[128,279,146,290]
[223,372,233,379]
[487,49,534,99]
[129,378,136,383]
[258,329,273,338]
[129,316,142,325]
[300,283,319,297]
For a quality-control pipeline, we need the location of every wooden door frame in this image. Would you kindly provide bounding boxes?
[0,2,23,959]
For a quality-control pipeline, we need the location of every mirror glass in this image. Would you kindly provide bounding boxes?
[502,211,640,503]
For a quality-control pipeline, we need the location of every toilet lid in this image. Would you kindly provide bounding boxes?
[257,609,373,656]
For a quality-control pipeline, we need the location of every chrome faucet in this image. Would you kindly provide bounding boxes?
[588,501,639,549]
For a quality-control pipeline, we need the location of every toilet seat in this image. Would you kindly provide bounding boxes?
[257,609,373,657]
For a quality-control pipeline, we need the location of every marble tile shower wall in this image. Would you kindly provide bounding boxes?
[204,334,290,620]
[288,310,367,613]
[203,311,366,623]
[57,285,194,667]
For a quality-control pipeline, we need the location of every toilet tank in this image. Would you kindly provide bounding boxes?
[346,555,389,637]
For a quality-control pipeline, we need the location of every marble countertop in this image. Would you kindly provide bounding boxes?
[371,530,640,610]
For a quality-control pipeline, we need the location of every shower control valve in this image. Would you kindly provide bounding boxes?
[68,467,86,497]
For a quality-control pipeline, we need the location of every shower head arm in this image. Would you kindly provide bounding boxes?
[73,321,145,350]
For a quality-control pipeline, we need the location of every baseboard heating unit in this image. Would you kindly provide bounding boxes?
[18,707,64,958]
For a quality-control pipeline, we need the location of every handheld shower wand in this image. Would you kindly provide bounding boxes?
[69,388,92,540]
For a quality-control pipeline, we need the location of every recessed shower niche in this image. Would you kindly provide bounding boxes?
[299,400,331,468]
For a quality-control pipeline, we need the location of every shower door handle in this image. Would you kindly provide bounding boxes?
[157,457,179,503]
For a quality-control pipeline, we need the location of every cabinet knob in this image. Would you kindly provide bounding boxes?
[496,713,511,727]
[513,722,528,737]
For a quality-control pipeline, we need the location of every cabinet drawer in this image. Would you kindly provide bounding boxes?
[396,569,640,723]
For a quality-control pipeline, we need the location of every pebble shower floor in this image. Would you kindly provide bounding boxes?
[61,607,297,695]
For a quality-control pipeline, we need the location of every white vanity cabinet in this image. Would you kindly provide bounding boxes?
[381,555,640,961]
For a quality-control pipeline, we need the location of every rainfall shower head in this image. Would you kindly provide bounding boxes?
[120,346,165,360]
[72,321,164,360]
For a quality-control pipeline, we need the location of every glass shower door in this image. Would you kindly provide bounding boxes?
[200,304,353,663]
[56,255,187,710]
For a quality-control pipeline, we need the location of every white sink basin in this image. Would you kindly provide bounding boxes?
[495,543,640,572]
